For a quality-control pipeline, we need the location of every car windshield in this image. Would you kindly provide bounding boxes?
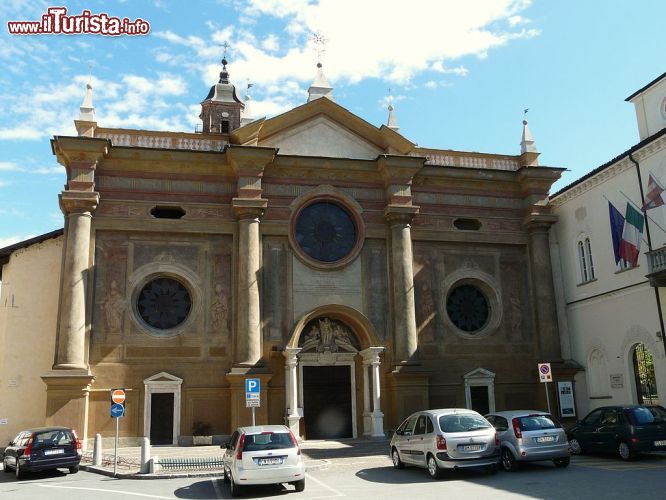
[439,414,490,433]
[32,430,75,449]
[517,415,560,431]
[242,432,294,451]
[626,407,666,425]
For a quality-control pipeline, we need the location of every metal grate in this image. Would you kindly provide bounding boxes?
[158,456,225,471]
[633,343,659,405]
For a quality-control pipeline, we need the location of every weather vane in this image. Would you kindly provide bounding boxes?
[311,31,327,65]
[220,41,230,64]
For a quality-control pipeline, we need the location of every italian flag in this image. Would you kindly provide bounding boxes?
[619,202,644,266]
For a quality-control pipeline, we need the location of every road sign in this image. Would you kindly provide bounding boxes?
[245,378,260,394]
[246,399,260,408]
[111,389,126,404]
[538,363,552,383]
[110,403,125,418]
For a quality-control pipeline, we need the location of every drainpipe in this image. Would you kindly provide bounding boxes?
[630,152,666,355]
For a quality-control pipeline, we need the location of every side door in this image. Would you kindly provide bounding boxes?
[490,416,511,447]
[576,409,603,451]
[595,409,620,452]
[5,432,25,468]
[223,431,239,471]
[410,415,430,467]
[395,415,418,464]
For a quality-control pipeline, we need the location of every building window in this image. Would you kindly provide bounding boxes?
[446,284,489,333]
[294,201,357,263]
[137,277,192,331]
[221,120,229,133]
[577,236,595,283]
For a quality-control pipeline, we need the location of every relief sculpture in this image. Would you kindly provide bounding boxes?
[211,284,229,333]
[299,318,360,353]
[100,280,126,332]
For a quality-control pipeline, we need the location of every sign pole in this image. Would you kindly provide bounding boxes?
[545,382,551,415]
[252,406,256,427]
[114,415,119,477]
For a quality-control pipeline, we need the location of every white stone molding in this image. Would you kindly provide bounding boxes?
[361,347,385,438]
[463,368,496,413]
[143,372,183,446]
[283,347,302,437]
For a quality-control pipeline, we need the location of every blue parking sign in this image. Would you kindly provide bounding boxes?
[245,378,260,393]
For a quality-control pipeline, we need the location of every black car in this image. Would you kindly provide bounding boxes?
[567,405,666,460]
[3,427,81,479]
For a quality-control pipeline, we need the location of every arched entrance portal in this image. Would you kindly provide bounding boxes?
[632,343,659,405]
[284,306,385,440]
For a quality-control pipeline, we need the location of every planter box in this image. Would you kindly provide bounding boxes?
[192,435,213,445]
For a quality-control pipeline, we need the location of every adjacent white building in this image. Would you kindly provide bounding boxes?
[550,72,666,417]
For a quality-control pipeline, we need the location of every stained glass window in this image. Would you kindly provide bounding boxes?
[295,202,357,263]
[137,277,192,330]
[446,284,489,333]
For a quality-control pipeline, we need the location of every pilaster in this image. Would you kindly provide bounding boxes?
[225,373,273,430]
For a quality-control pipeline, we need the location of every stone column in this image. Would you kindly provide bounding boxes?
[55,192,99,369]
[233,199,267,367]
[361,347,385,438]
[283,348,301,436]
[525,215,562,361]
[385,207,419,364]
[362,364,372,437]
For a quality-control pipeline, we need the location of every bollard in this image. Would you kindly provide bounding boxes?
[93,434,102,466]
[149,456,159,474]
[140,437,151,474]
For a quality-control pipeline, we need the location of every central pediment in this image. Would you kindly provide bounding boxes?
[230,97,414,160]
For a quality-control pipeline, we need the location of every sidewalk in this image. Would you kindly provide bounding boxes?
[81,437,389,479]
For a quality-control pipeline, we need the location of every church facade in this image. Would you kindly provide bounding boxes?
[0,61,571,446]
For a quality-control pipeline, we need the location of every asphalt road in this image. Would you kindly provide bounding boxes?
[2,453,666,499]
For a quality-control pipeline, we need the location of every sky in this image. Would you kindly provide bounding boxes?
[0,0,664,248]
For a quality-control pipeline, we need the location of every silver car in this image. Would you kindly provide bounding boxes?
[221,425,305,497]
[485,411,570,471]
[390,408,500,479]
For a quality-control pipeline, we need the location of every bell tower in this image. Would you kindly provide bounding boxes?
[199,56,244,134]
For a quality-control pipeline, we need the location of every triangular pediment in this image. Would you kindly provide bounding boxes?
[464,368,496,379]
[144,371,182,384]
[230,97,414,159]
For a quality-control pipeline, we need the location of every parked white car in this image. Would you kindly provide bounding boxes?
[222,425,305,497]
[390,409,500,479]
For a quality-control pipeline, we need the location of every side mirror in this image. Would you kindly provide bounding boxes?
[220,441,230,449]
[8,441,13,447]
[404,430,412,437]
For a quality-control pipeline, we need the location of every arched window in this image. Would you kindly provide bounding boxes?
[577,236,595,283]
[587,349,609,397]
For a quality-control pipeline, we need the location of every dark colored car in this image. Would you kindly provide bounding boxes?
[567,405,666,460]
[3,427,81,479]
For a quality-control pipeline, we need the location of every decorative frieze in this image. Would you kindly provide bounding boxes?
[96,132,227,152]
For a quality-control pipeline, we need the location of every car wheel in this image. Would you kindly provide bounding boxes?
[293,478,305,492]
[568,438,584,455]
[3,458,11,473]
[426,454,443,480]
[553,457,570,468]
[391,448,404,469]
[229,473,242,497]
[69,465,79,474]
[501,448,519,472]
[618,441,635,461]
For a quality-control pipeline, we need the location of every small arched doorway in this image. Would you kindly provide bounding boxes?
[632,343,659,405]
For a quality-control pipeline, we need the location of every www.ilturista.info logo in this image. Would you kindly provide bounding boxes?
[7,7,150,36]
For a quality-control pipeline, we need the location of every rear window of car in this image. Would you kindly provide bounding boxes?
[439,414,491,433]
[242,432,294,451]
[626,407,666,425]
[517,415,560,431]
[32,430,75,448]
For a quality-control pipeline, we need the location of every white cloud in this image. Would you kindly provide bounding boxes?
[424,80,438,89]
[0,234,36,248]
[261,34,280,52]
[32,166,63,175]
[0,180,11,188]
[0,126,43,140]
[0,162,20,171]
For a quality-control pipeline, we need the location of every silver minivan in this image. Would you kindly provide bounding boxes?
[485,411,570,471]
[390,409,500,479]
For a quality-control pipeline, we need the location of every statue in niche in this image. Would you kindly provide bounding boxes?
[211,284,228,332]
[100,280,125,332]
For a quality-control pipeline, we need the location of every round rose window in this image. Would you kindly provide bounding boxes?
[294,201,357,263]
[446,284,489,333]
[137,277,192,330]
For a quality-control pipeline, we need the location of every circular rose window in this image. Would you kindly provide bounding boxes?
[294,201,357,263]
[446,284,489,333]
[137,277,192,331]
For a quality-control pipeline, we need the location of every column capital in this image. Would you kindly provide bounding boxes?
[283,347,301,365]
[59,191,100,215]
[232,198,268,220]
[225,145,276,176]
[361,346,385,364]
[523,213,558,232]
[377,154,425,185]
[384,205,419,225]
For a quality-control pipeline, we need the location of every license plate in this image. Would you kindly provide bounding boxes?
[536,436,555,443]
[258,457,284,465]
[655,440,666,447]
[44,449,64,455]
[461,445,482,452]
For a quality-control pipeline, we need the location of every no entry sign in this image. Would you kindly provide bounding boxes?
[111,389,126,404]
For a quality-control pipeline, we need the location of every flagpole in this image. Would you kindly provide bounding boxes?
[618,190,666,239]
[629,153,666,356]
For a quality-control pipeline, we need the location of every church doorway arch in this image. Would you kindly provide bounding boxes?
[631,343,659,405]
[284,306,384,440]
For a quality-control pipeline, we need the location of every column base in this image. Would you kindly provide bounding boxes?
[386,371,430,430]
[41,370,95,447]
[286,414,301,439]
[371,411,385,438]
[362,412,372,437]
